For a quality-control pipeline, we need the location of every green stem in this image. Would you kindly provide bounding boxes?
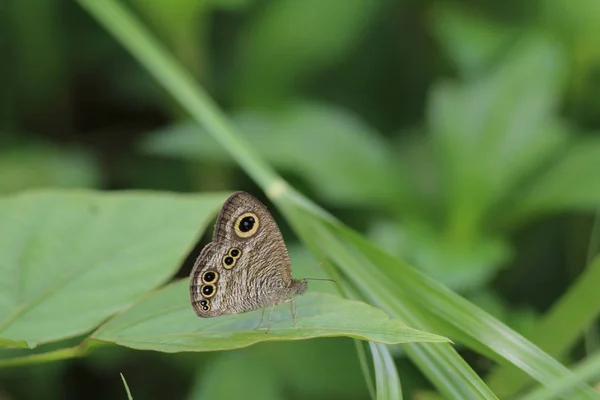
[76,0,281,193]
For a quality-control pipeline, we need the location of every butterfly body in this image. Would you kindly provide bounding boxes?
[189,192,307,318]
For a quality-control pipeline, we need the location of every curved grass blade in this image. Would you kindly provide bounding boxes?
[282,200,499,399]
[520,351,600,400]
[120,373,134,400]
[281,199,598,399]
[488,256,600,396]
[370,343,403,400]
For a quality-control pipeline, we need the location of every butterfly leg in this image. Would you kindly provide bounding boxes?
[287,298,299,329]
[254,307,266,330]
[264,304,276,334]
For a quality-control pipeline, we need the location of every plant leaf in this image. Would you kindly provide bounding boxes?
[91,280,448,352]
[508,138,600,221]
[428,34,567,237]
[370,343,403,400]
[0,190,227,348]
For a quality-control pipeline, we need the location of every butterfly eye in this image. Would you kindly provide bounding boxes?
[222,255,236,269]
[200,299,210,312]
[202,271,218,284]
[234,212,260,238]
[201,284,216,298]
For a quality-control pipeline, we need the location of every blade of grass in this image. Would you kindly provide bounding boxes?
[520,351,600,400]
[285,212,478,399]
[284,203,499,399]
[283,200,598,399]
[120,373,134,400]
[487,256,600,397]
[356,340,377,400]
[371,343,403,400]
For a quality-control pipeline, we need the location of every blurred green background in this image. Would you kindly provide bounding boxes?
[2,0,600,398]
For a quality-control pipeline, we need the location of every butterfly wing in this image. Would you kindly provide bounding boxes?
[189,192,294,317]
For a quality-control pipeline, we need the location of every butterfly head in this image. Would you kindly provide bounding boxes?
[291,279,308,296]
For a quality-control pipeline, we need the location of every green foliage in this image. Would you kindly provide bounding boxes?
[0,191,226,347]
[3,0,600,398]
[92,281,447,352]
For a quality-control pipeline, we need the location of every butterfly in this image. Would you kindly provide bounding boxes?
[189,191,307,330]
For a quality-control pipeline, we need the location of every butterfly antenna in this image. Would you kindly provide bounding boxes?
[303,277,337,283]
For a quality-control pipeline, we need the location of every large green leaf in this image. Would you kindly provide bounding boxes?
[91,280,448,352]
[0,190,226,348]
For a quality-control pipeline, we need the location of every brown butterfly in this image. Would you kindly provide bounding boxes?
[189,191,307,331]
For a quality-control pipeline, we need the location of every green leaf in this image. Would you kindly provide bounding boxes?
[428,34,567,240]
[509,138,600,221]
[410,34,569,287]
[0,190,227,348]
[91,280,449,352]
[370,343,403,400]
[141,103,403,206]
